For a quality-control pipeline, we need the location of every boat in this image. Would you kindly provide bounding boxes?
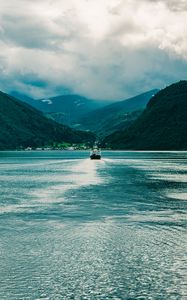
[90,146,101,160]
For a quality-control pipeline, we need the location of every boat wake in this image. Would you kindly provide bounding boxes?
[29,158,105,205]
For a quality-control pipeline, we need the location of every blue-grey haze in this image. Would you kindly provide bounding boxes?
[0,151,187,299]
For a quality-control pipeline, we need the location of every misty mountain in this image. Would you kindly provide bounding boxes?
[103,81,187,150]
[0,91,95,150]
[12,92,112,126]
[76,89,159,137]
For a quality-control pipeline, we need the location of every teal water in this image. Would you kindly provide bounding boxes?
[0,151,187,300]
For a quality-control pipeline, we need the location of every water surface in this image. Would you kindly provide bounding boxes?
[0,151,187,300]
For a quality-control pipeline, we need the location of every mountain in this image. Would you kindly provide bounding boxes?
[10,91,35,105]
[12,92,112,126]
[76,89,159,137]
[0,91,95,150]
[103,81,187,150]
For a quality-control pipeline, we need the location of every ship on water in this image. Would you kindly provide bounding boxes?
[90,144,101,160]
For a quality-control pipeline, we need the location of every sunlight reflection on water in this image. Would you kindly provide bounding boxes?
[0,151,187,300]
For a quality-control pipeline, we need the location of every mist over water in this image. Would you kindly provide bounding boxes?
[0,151,187,300]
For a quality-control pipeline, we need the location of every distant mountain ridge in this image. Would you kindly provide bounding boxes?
[76,89,159,136]
[0,91,95,150]
[103,81,187,150]
[12,92,113,126]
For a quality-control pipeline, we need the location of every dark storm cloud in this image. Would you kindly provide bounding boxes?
[0,0,186,100]
[0,15,59,49]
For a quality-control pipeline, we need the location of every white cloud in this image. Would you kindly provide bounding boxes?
[0,0,187,100]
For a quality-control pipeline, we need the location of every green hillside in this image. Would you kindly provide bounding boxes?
[0,91,95,150]
[12,92,112,126]
[103,81,187,150]
[76,90,158,136]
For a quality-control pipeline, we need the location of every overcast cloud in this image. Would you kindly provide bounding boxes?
[0,0,187,100]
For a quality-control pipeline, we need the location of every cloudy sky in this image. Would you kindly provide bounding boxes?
[0,0,187,100]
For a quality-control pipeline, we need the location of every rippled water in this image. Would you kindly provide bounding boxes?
[0,151,187,300]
